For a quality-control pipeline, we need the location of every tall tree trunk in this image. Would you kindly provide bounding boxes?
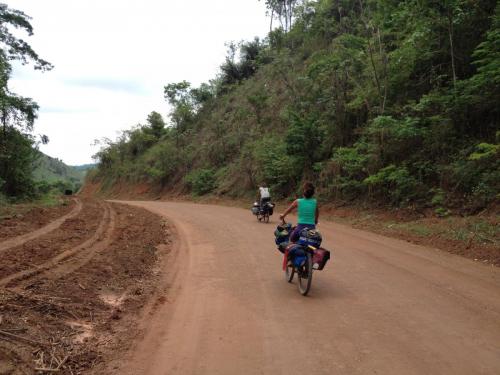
[359,0,383,113]
[447,10,457,87]
[270,8,274,33]
[284,0,289,32]
[1,107,8,194]
[377,27,388,113]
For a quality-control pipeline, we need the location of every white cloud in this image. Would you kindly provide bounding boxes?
[7,0,270,165]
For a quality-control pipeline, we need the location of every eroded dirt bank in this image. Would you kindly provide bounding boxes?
[0,198,170,374]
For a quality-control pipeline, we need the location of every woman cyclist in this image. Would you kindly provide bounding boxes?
[279,182,319,242]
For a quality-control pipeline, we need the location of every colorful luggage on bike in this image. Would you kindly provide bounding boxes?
[276,222,331,275]
[312,248,330,270]
[284,244,331,270]
[297,228,322,248]
[274,222,292,252]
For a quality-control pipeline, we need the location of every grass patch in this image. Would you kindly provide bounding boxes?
[389,223,435,237]
[443,217,499,246]
[0,192,67,218]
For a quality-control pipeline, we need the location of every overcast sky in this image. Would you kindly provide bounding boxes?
[8,0,270,165]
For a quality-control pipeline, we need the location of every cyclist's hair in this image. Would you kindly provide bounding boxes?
[303,182,315,198]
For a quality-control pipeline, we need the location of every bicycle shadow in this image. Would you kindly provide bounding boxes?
[273,272,352,300]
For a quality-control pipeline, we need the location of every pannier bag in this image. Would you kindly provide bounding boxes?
[312,248,331,270]
[251,202,259,215]
[267,202,275,216]
[287,243,307,267]
[297,228,322,248]
[274,223,292,253]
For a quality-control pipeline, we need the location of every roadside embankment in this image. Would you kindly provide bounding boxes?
[80,179,500,267]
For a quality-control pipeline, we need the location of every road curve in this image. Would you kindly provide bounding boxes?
[114,201,500,375]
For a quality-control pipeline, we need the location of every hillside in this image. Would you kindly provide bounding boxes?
[90,0,499,214]
[33,152,94,191]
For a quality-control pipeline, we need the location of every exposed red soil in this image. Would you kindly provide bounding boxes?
[0,198,76,241]
[82,179,499,266]
[0,199,170,374]
[79,180,157,200]
[0,199,103,278]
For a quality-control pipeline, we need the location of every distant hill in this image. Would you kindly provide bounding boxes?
[33,152,95,188]
[72,164,96,172]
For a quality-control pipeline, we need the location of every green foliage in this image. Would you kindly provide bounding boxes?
[219,38,267,88]
[0,126,38,198]
[252,136,299,196]
[33,152,87,190]
[468,143,500,161]
[430,188,446,206]
[318,145,369,199]
[145,111,166,140]
[35,179,74,196]
[448,141,499,210]
[284,111,323,171]
[0,3,52,200]
[435,207,451,218]
[141,140,179,185]
[467,3,500,99]
[92,0,500,211]
[364,165,420,205]
[185,168,216,196]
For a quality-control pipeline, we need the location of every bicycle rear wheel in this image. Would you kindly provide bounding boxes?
[285,259,295,282]
[298,252,313,296]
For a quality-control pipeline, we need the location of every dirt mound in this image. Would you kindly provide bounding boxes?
[0,199,170,374]
[0,198,76,242]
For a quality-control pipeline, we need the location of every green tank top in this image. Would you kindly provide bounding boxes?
[297,198,317,225]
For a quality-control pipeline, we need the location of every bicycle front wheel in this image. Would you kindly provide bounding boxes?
[298,252,313,296]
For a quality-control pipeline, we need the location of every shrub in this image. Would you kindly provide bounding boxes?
[252,137,300,197]
[185,169,216,196]
[364,165,420,205]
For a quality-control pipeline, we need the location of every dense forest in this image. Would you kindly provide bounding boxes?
[91,0,499,212]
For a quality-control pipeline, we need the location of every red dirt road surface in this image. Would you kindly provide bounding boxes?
[114,201,500,375]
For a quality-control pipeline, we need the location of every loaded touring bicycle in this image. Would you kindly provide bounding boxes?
[274,221,331,296]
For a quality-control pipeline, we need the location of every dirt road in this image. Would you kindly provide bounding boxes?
[116,201,500,375]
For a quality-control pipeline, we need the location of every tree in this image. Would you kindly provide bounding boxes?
[92,0,500,210]
[146,111,166,140]
[0,3,52,198]
[261,0,302,32]
[164,81,195,136]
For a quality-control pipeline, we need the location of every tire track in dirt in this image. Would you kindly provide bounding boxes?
[0,201,167,374]
[0,202,115,288]
[0,198,83,254]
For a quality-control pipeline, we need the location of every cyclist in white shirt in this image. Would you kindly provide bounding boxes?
[258,183,271,210]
